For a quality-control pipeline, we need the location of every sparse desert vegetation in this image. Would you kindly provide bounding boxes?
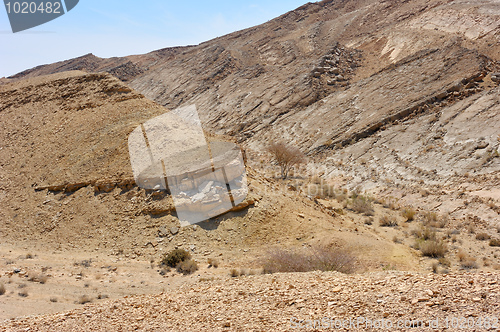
[77,295,92,305]
[379,215,398,227]
[262,246,355,274]
[349,195,374,216]
[161,249,191,268]
[402,208,416,221]
[161,249,198,275]
[176,259,198,275]
[489,239,500,247]
[266,142,306,179]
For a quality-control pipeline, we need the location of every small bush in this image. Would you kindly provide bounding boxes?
[50,297,58,303]
[422,212,438,225]
[489,239,500,247]
[207,258,219,268]
[461,258,478,270]
[413,226,436,241]
[161,249,191,268]
[476,233,491,241]
[262,246,355,274]
[438,257,451,267]
[18,289,28,297]
[402,208,416,221]
[380,215,398,227]
[364,217,373,225]
[418,240,447,258]
[28,273,48,284]
[0,283,5,295]
[176,259,198,275]
[457,250,467,262]
[230,268,240,278]
[432,262,439,273]
[77,295,92,304]
[350,196,374,216]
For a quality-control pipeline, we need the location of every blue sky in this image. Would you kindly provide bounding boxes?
[0,0,310,78]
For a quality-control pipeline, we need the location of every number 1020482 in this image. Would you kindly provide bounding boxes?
[5,2,62,14]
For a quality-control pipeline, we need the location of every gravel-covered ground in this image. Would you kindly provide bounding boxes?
[2,270,499,331]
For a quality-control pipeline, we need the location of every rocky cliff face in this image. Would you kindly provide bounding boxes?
[5,1,499,153]
[2,0,499,228]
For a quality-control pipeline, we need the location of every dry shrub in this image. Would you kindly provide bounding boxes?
[489,239,500,247]
[77,295,92,304]
[350,195,374,216]
[402,208,416,222]
[461,258,478,270]
[18,289,28,297]
[457,250,468,262]
[417,240,447,258]
[230,268,240,278]
[207,258,219,268]
[50,297,58,303]
[161,249,191,268]
[0,283,5,295]
[475,232,491,241]
[422,211,438,225]
[262,246,355,274]
[176,259,198,275]
[266,142,306,179]
[412,226,436,241]
[438,257,451,267]
[379,215,398,227]
[28,273,48,284]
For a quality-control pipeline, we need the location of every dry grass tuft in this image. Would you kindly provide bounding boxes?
[379,215,398,227]
[350,195,374,216]
[28,272,48,284]
[77,295,92,304]
[262,246,355,274]
[475,232,491,241]
[417,240,447,258]
[176,259,198,275]
[230,268,240,278]
[207,258,219,268]
[0,283,5,295]
[461,258,479,270]
[402,208,416,221]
